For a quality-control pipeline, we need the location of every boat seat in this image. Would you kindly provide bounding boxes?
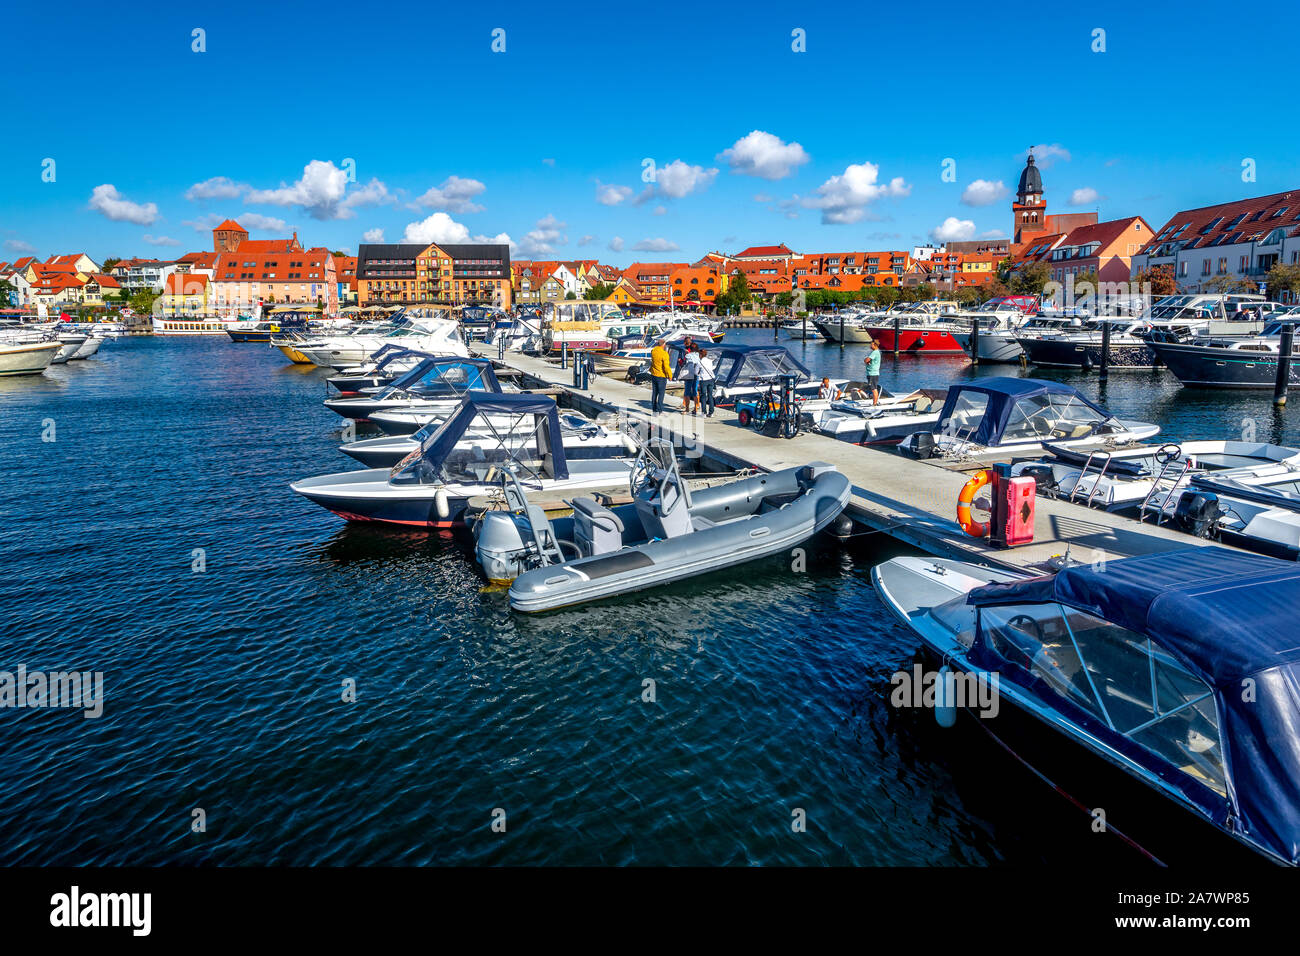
[571,496,624,556]
[634,477,694,539]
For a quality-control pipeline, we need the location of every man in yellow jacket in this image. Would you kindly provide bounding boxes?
[649,338,671,413]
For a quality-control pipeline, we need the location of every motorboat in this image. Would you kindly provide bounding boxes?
[811,389,948,445]
[947,298,1039,363]
[1010,439,1300,515]
[1018,295,1275,370]
[326,347,445,393]
[49,333,86,364]
[0,337,61,376]
[475,439,851,610]
[1145,318,1300,390]
[816,301,965,351]
[293,317,467,368]
[340,410,638,468]
[873,546,1300,866]
[486,313,545,354]
[897,378,1159,460]
[592,327,720,377]
[291,392,637,528]
[323,356,501,421]
[68,335,105,360]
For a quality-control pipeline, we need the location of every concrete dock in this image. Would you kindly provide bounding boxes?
[474,344,1226,574]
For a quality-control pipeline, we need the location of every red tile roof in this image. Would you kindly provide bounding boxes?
[166,274,209,293]
[734,243,794,258]
[214,219,246,232]
[1140,189,1300,255]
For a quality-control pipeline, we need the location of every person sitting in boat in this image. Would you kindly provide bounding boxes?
[818,377,841,400]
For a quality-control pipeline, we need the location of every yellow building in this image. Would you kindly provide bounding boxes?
[162,274,211,315]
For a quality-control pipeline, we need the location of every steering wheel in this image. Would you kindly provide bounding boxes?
[1007,614,1046,643]
[1154,443,1183,466]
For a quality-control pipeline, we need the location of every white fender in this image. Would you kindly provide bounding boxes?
[434,488,450,520]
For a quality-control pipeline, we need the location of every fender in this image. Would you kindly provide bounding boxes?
[956,469,992,538]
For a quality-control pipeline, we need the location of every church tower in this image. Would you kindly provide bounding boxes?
[1011,151,1047,249]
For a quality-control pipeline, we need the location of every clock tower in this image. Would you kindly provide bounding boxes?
[1012,151,1047,249]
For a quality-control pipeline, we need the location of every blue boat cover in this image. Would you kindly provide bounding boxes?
[414,391,568,479]
[968,546,1300,864]
[388,356,500,395]
[668,344,811,387]
[936,378,1109,447]
[371,347,441,370]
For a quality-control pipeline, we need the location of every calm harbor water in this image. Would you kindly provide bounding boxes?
[0,331,1293,867]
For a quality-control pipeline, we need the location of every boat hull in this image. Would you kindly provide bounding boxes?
[0,341,61,376]
[1149,341,1300,390]
[1019,337,1154,369]
[863,326,966,355]
[951,330,1025,363]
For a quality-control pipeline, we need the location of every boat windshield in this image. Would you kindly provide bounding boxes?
[978,603,1226,795]
[1000,392,1113,443]
[389,410,553,486]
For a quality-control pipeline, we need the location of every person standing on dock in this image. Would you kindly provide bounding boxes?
[696,348,717,417]
[649,338,672,413]
[864,339,882,406]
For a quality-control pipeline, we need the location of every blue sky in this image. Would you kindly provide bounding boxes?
[3,0,1296,265]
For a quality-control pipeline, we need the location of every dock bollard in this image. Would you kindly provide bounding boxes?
[1099,321,1111,383]
[1274,325,1294,406]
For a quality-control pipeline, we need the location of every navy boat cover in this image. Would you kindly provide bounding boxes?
[668,344,811,387]
[415,391,568,479]
[968,546,1300,864]
[936,378,1110,448]
[387,356,500,395]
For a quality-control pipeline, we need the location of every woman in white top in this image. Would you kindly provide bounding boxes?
[694,348,717,417]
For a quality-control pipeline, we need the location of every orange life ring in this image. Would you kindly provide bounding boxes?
[957,469,992,537]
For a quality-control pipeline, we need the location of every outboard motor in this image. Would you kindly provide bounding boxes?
[898,431,935,460]
[1019,465,1059,498]
[1174,491,1223,539]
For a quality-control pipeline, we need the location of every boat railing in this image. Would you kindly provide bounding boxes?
[1138,448,1195,524]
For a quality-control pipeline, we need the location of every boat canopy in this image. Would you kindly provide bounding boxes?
[936,378,1114,447]
[967,547,1300,865]
[392,392,569,486]
[366,346,442,370]
[668,344,811,387]
[385,356,500,397]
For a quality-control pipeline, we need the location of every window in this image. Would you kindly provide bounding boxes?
[942,389,990,437]
[1202,260,1212,276]
[978,603,1225,794]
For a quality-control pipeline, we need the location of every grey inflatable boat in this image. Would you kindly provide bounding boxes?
[475,439,852,612]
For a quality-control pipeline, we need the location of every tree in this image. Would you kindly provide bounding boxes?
[331,250,349,257]
[1206,273,1256,294]
[1135,264,1177,297]
[1008,262,1051,297]
[101,257,121,272]
[564,291,577,300]
[1266,263,1300,301]
[585,282,614,301]
[129,288,160,313]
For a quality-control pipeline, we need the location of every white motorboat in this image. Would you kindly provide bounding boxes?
[897,378,1159,460]
[811,389,948,445]
[0,338,61,376]
[292,392,637,529]
[293,317,467,368]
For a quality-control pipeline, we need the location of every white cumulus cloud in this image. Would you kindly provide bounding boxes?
[363,228,385,243]
[88,184,158,225]
[961,179,1008,207]
[802,162,909,224]
[930,217,977,242]
[654,160,718,199]
[1022,143,1071,167]
[718,130,810,180]
[238,212,288,232]
[631,238,680,252]
[142,234,181,247]
[608,236,625,253]
[1069,187,1103,206]
[185,176,246,201]
[245,161,390,221]
[403,212,470,244]
[519,215,567,256]
[595,182,634,206]
[414,176,486,213]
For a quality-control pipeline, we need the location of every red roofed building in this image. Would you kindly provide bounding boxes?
[1011,151,1098,253]
[1131,189,1300,295]
[213,219,249,253]
[212,247,337,315]
[733,243,795,262]
[162,273,212,315]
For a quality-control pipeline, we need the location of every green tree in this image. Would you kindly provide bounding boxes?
[1008,262,1051,297]
[564,291,577,300]
[585,282,614,301]
[1266,263,1300,300]
[129,288,160,313]
[101,257,121,272]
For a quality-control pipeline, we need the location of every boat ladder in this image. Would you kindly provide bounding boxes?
[1067,451,1115,508]
[1138,457,1194,524]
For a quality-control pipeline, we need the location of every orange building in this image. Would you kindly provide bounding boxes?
[356,242,511,308]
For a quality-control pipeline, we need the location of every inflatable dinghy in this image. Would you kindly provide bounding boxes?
[475,439,852,612]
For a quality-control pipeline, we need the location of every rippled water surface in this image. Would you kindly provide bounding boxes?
[1,333,1289,866]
